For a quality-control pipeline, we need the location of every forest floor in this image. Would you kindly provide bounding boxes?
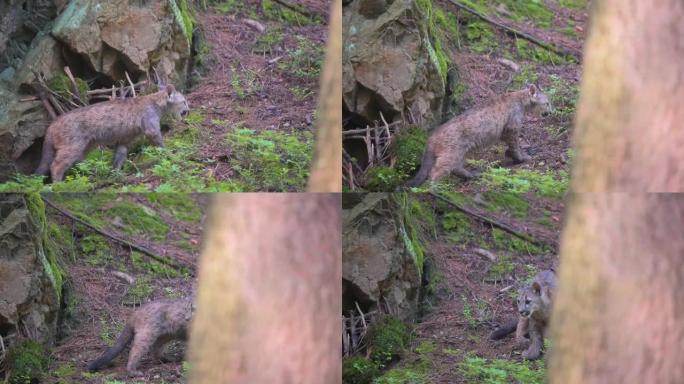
[350,0,588,195]
[2,0,329,193]
[371,191,564,383]
[41,194,207,383]
[441,0,587,196]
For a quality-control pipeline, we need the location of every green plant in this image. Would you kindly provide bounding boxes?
[442,211,473,243]
[99,318,124,347]
[479,167,568,199]
[278,36,323,78]
[457,355,546,384]
[365,166,402,191]
[491,228,543,254]
[461,295,478,328]
[367,316,410,368]
[7,340,48,384]
[253,27,284,54]
[465,21,498,54]
[486,255,514,283]
[107,201,169,240]
[226,127,313,191]
[125,275,154,305]
[342,356,379,384]
[390,126,428,179]
[80,234,112,267]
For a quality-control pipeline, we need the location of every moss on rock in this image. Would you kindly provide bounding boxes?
[8,340,48,384]
[367,316,410,368]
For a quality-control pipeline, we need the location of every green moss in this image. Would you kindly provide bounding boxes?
[415,340,436,354]
[491,228,542,254]
[48,73,89,102]
[558,0,587,9]
[169,0,194,43]
[416,0,450,81]
[442,211,473,243]
[365,166,402,191]
[226,127,313,191]
[390,126,428,178]
[465,20,498,53]
[498,0,553,28]
[80,234,113,267]
[374,357,431,384]
[130,251,187,278]
[367,316,410,368]
[184,111,205,125]
[8,340,48,384]
[107,202,169,240]
[262,0,317,25]
[482,191,529,218]
[395,194,436,272]
[147,193,202,223]
[479,167,568,199]
[515,39,574,64]
[458,355,545,384]
[54,362,76,383]
[342,356,379,384]
[25,193,64,300]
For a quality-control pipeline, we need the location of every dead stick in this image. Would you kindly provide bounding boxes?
[36,88,57,120]
[429,191,555,249]
[125,71,136,97]
[42,196,186,270]
[446,0,581,60]
[63,66,85,105]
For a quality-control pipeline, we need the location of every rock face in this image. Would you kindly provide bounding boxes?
[0,194,61,347]
[343,0,445,127]
[0,0,192,180]
[343,193,422,322]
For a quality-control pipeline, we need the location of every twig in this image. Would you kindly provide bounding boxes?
[42,196,186,270]
[447,0,581,60]
[63,66,86,105]
[474,247,497,261]
[125,71,136,97]
[429,191,555,249]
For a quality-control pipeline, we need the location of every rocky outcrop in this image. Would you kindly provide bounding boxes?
[343,193,422,322]
[343,0,445,127]
[0,0,193,180]
[0,194,61,348]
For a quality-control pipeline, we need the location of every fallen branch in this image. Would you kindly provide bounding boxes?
[42,196,185,270]
[447,0,581,60]
[272,0,322,22]
[429,191,557,249]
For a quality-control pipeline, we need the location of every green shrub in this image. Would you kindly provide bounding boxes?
[342,356,379,384]
[367,316,410,368]
[458,355,545,384]
[365,166,402,191]
[8,340,48,384]
[390,126,428,178]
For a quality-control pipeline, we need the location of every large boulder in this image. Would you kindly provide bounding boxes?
[0,194,61,347]
[343,193,422,322]
[343,0,445,127]
[51,0,191,84]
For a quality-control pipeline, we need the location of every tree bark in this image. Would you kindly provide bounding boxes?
[550,1,684,381]
[188,194,342,383]
[569,1,684,192]
[308,0,342,192]
[549,194,684,383]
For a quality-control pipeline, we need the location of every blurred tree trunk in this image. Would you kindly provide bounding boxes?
[550,194,684,383]
[189,194,341,383]
[308,0,342,192]
[550,0,684,382]
[569,0,684,192]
